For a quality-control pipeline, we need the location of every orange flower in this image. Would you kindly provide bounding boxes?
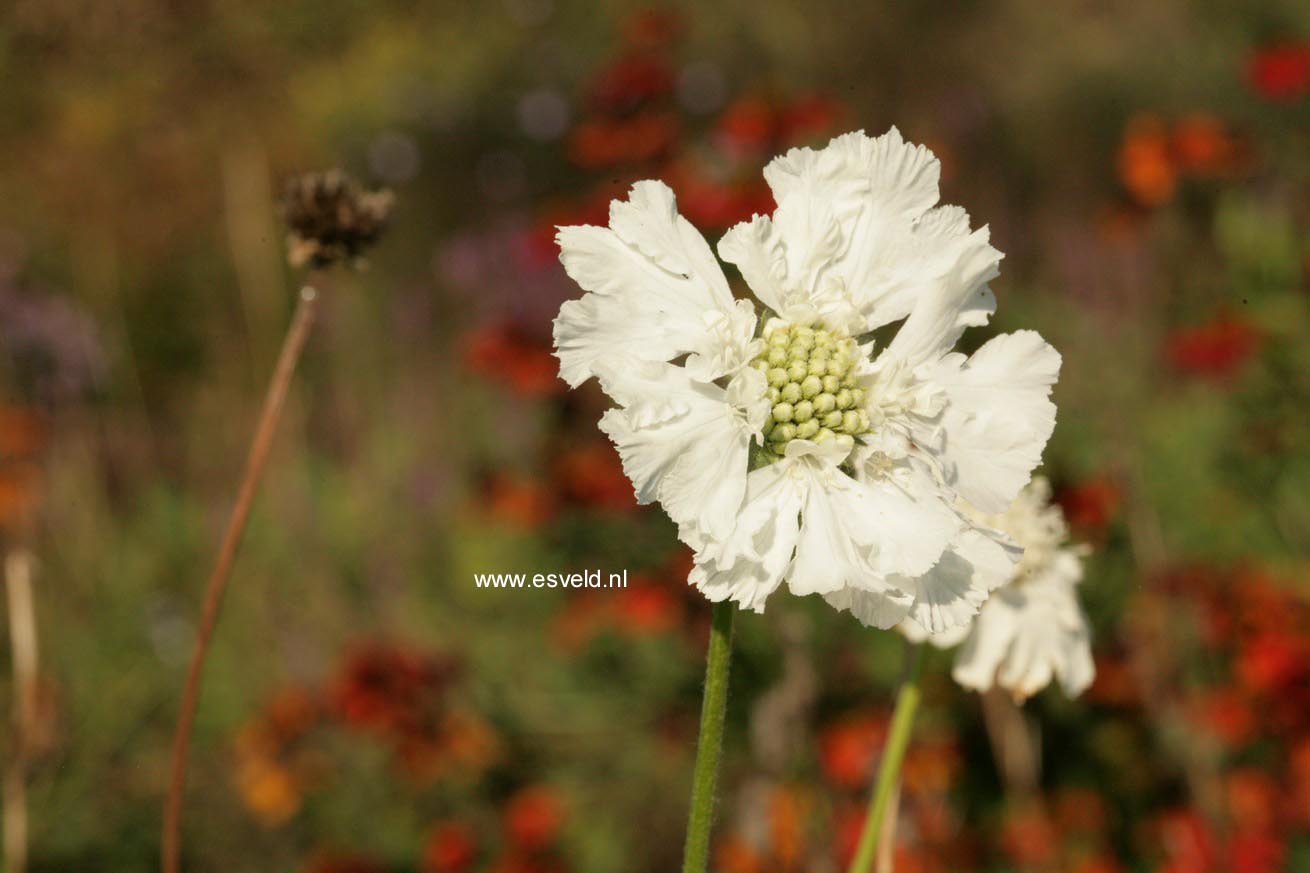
[715,834,765,873]
[768,784,808,868]
[236,754,303,827]
[503,785,566,851]
[1226,768,1277,833]
[902,736,960,795]
[1117,115,1176,207]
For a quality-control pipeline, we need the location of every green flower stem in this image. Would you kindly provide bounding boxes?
[682,601,736,873]
[847,643,925,873]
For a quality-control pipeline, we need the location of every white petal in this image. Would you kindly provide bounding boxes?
[895,520,1019,634]
[757,129,954,332]
[899,616,970,649]
[950,553,1094,699]
[717,214,787,313]
[900,549,991,633]
[595,360,756,539]
[882,226,1003,368]
[933,331,1061,512]
[822,587,914,630]
[554,181,744,387]
[690,463,804,612]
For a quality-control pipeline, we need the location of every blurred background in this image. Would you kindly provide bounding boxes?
[1,1,1309,871]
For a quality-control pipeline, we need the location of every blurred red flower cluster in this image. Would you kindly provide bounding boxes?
[236,642,497,828]
[421,785,568,873]
[1116,113,1251,208]
[458,9,847,407]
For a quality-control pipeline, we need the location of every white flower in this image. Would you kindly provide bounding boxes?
[553,128,1060,632]
[902,478,1096,700]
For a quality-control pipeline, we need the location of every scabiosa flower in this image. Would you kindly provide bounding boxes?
[902,478,1095,699]
[553,128,1060,632]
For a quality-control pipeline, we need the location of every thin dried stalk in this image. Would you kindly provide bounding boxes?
[161,288,317,873]
[4,549,37,873]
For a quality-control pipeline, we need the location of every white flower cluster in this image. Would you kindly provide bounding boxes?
[902,477,1095,700]
[552,128,1081,680]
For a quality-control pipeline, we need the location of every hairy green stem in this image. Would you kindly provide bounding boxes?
[681,601,736,873]
[847,642,924,873]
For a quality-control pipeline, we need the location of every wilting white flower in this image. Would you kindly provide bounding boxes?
[553,128,1061,632]
[902,477,1095,700]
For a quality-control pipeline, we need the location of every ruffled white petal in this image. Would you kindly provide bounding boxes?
[689,461,804,612]
[931,331,1061,512]
[595,360,764,540]
[881,225,1003,368]
[898,525,1020,632]
[900,616,970,649]
[823,586,915,630]
[723,129,1001,339]
[554,181,751,387]
[951,557,1095,700]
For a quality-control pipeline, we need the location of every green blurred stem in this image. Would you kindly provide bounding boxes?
[847,642,924,873]
[681,601,736,873]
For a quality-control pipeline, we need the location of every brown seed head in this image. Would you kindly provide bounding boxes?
[280,169,394,269]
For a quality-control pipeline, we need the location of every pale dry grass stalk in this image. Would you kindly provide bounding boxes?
[980,687,1059,873]
[4,548,37,873]
[875,781,899,873]
[160,287,318,873]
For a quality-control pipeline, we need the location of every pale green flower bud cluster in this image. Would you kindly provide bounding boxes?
[749,322,872,460]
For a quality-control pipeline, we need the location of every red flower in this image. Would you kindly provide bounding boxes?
[463,323,562,398]
[328,642,459,737]
[1188,688,1256,746]
[612,583,680,635]
[553,442,636,512]
[503,785,566,851]
[1153,809,1217,873]
[423,821,479,873]
[1000,803,1058,868]
[1227,830,1284,873]
[1056,477,1120,538]
[1164,316,1259,380]
[818,712,887,789]
[481,473,557,529]
[1170,114,1247,178]
[1247,43,1310,101]
[587,55,676,117]
[567,112,681,169]
[1236,629,1306,695]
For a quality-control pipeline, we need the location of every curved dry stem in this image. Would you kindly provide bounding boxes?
[161,287,317,873]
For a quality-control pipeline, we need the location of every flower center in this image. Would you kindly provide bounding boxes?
[749,321,871,460]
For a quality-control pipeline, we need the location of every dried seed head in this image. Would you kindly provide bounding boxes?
[280,169,394,269]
